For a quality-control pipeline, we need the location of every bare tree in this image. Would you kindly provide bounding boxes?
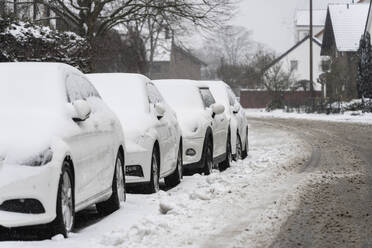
[29,0,235,43]
[262,62,295,92]
[205,25,252,65]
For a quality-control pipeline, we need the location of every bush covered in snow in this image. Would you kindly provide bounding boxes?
[0,18,91,72]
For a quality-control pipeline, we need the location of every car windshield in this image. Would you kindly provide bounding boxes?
[154,81,205,111]
[207,84,230,109]
[0,66,64,112]
[88,74,148,114]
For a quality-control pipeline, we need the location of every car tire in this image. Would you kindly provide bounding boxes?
[202,139,213,175]
[165,142,183,187]
[241,130,248,159]
[49,162,75,238]
[219,131,232,172]
[145,147,160,194]
[96,152,126,216]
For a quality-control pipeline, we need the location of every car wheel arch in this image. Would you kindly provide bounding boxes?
[63,156,75,188]
[118,145,125,163]
[153,140,161,172]
[205,127,213,150]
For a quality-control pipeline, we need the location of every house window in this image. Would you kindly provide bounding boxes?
[321,60,330,72]
[290,60,298,71]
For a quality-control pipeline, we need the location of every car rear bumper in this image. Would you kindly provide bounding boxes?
[0,163,60,228]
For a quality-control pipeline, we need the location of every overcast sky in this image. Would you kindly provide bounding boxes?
[232,0,299,53]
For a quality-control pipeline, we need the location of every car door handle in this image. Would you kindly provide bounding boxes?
[220,118,224,122]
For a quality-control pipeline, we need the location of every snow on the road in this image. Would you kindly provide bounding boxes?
[2,124,310,248]
[246,108,372,124]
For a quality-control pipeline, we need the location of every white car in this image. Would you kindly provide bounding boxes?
[0,63,126,237]
[154,80,230,174]
[202,81,249,160]
[87,74,183,193]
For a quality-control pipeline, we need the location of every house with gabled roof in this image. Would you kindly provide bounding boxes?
[364,0,372,35]
[295,0,369,42]
[263,35,323,92]
[321,3,370,99]
[148,37,207,80]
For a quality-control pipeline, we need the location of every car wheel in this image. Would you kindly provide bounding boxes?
[164,142,183,187]
[219,132,232,171]
[50,162,74,238]
[241,130,248,159]
[145,147,160,193]
[236,134,242,160]
[96,152,125,216]
[202,140,213,175]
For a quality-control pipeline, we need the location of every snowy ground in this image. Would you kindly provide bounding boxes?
[2,123,311,248]
[246,108,372,124]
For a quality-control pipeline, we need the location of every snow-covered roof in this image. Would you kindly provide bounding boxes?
[297,0,362,10]
[328,3,369,51]
[296,10,327,26]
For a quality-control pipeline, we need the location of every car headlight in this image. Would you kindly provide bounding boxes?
[20,148,53,167]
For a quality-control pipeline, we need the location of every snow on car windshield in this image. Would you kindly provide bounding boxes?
[87,74,148,114]
[154,80,205,111]
[0,63,64,111]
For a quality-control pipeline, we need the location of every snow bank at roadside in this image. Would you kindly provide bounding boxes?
[246,108,372,124]
[2,122,311,248]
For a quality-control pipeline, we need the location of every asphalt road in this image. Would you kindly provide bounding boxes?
[250,117,372,248]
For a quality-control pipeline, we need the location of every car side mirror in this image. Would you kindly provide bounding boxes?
[72,100,91,122]
[155,103,166,120]
[211,103,225,118]
[232,103,241,114]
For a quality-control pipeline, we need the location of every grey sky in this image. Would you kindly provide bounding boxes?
[232,0,359,53]
[232,0,299,53]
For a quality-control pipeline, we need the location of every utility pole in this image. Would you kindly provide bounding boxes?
[309,0,315,110]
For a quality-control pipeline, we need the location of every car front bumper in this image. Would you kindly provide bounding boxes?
[0,163,60,228]
[183,137,204,166]
[125,144,152,184]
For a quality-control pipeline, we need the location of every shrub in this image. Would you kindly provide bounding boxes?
[0,18,91,72]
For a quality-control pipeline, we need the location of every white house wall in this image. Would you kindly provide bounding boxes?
[280,39,323,84]
[296,26,323,42]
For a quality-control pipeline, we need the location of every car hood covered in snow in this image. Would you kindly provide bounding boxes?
[176,109,210,138]
[0,110,78,164]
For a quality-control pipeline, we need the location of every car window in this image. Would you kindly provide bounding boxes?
[80,77,101,99]
[227,88,237,106]
[66,74,101,102]
[199,88,216,108]
[147,82,163,104]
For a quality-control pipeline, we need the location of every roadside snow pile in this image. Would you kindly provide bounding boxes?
[95,124,311,248]
[1,122,311,248]
[246,108,372,124]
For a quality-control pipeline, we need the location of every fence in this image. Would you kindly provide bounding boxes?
[240,90,322,109]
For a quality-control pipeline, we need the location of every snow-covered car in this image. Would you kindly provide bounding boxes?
[87,74,183,193]
[154,80,230,174]
[202,81,249,160]
[0,63,126,237]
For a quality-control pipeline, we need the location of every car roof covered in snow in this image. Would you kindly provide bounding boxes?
[199,81,231,109]
[87,73,150,115]
[0,62,81,109]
